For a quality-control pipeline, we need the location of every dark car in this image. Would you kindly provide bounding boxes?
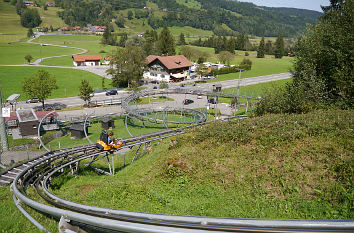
[208,98,218,104]
[151,80,159,84]
[106,89,118,96]
[183,99,194,105]
[153,86,158,89]
[26,97,40,103]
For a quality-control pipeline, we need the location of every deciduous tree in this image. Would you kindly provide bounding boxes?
[79,79,94,105]
[217,51,234,65]
[24,54,33,64]
[106,46,146,88]
[22,70,58,108]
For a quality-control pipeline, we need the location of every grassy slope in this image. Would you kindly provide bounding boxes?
[0,66,104,101]
[37,6,67,28]
[49,109,353,220]
[0,0,27,43]
[0,42,81,65]
[32,35,116,66]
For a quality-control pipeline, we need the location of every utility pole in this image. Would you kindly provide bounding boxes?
[236,69,244,113]
[0,83,9,152]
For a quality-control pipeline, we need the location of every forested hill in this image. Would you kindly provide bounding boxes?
[54,0,322,37]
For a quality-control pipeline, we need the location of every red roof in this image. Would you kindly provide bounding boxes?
[72,55,102,62]
[146,55,192,70]
[5,111,58,121]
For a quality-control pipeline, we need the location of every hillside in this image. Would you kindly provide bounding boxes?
[47,109,353,221]
[54,0,321,37]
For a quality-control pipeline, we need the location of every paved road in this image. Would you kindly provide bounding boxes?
[16,72,292,110]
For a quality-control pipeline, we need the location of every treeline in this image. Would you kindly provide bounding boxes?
[189,35,290,57]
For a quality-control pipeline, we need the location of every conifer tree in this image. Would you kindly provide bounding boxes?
[27,28,34,38]
[265,40,273,55]
[178,33,186,45]
[257,37,265,58]
[157,27,175,55]
[274,35,285,58]
[127,10,133,20]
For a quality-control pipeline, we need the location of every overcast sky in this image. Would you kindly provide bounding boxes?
[238,0,330,12]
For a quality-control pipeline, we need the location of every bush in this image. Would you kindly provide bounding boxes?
[245,52,249,56]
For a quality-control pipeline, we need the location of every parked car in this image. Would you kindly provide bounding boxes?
[153,86,158,89]
[151,80,159,84]
[26,97,40,103]
[197,95,203,99]
[208,98,218,104]
[183,99,194,105]
[106,89,118,96]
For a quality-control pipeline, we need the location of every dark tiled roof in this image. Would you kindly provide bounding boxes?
[146,55,192,70]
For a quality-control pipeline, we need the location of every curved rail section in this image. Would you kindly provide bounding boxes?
[10,122,354,233]
[121,89,258,124]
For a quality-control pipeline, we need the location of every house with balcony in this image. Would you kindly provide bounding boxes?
[143,55,193,83]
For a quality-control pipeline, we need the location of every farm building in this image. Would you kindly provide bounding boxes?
[72,55,101,67]
[143,55,193,83]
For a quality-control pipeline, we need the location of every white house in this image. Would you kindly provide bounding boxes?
[143,55,193,83]
[72,55,101,66]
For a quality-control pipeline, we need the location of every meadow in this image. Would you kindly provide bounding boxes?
[32,35,116,66]
[183,45,295,83]
[0,42,82,65]
[0,66,105,101]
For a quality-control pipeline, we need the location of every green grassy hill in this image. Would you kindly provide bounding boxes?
[51,109,352,220]
[0,0,68,43]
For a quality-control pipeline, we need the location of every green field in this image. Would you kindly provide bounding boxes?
[0,66,106,101]
[32,35,116,66]
[212,58,293,82]
[0,42,81,65]
[223,78,292,97]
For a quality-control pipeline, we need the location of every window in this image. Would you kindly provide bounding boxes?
[161,74,165,78]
